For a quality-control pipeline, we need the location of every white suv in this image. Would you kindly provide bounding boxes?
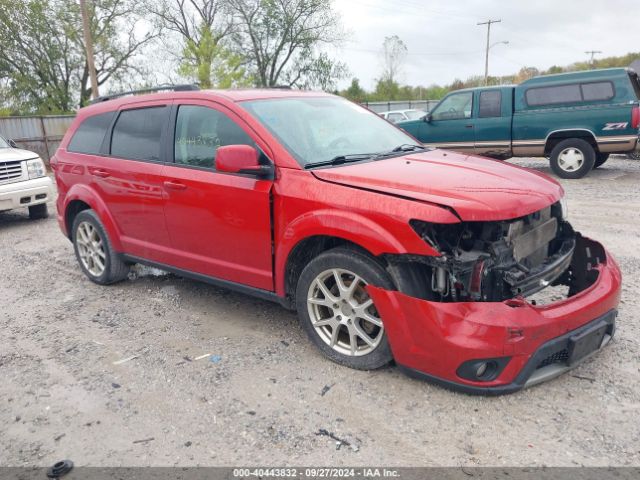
[0,135,54,219]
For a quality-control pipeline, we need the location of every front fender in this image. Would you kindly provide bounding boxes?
[274,209,439,296]
[61,184,123,252]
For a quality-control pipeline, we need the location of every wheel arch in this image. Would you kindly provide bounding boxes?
[544,129,599,155]
[63,184,123,251]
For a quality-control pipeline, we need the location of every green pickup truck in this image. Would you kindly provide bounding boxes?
[397,68,640,178]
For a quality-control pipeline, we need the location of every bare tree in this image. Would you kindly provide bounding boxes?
[380,35,407,84]
[228,0,347,89]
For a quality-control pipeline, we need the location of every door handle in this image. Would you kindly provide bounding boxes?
[91,168,110,178]
[163,180,187,191]
[465,124,474,129]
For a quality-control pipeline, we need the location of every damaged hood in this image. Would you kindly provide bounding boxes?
[311,149,564,221]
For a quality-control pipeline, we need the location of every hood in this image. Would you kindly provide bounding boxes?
[0,147,40,162]
[311,149,563,221]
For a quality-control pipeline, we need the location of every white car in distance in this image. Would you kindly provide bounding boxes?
[0,135,54,219]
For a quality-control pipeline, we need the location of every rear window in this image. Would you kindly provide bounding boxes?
[110,106,168,161]
[628,72,640,99]
[525,81,615,107]
[478,91,502,118]
[67,112,115,154]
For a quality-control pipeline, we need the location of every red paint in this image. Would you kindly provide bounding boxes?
[367,238,621,388]
[54,89,621,389]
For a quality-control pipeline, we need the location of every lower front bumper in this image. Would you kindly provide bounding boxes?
[398,310,616,395]
[368,237,622,395]
[0,176,54,212]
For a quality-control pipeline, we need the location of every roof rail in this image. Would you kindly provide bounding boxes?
[89,84,200,104]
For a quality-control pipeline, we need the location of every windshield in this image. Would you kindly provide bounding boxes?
[241,97,419,168]
[405,110,425,120]
[0,136,9,148]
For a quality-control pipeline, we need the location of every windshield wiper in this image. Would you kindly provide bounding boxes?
[304,154,374,169]
[372,144,426,160]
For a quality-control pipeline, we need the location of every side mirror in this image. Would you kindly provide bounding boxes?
[424,113,433,123]
[215,145,273,178]
[8,139,18,148]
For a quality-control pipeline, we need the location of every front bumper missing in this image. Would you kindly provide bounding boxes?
[367,237,622,395]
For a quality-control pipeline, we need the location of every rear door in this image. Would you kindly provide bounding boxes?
[161,100,274,291]
[90,101,173,262]
[473,89,512,156]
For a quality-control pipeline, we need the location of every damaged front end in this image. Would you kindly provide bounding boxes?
[402,201,587,303]
[374,201,621,394]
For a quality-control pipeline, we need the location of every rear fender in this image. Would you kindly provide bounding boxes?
[62,184,123,251]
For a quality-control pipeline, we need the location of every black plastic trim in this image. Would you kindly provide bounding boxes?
[398,309,617,396]
[121,254,292,309]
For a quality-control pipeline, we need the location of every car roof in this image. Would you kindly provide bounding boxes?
[520,67,630,86]
[78,88,334,116]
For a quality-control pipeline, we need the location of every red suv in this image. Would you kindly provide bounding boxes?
[51,86,621,394]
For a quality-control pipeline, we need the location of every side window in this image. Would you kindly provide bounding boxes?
[110,106,168,161]
[581,82,614,101]
[478,91,502,118]
[67,111,115,154]
[387,113,404,123]
[431,92,473,120]
[525,84,582,106]
[174,105,255,169]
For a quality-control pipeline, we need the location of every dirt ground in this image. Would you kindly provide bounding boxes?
[1,156,639,467]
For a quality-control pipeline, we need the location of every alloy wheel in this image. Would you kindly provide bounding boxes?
[306,268,384,357]
[76,221,107,277]
[557,147,585,172]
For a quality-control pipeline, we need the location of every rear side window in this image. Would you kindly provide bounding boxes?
[526,81,615,106]
[67,112,115,154]
[110,106,169,161]
[478,91,502,118]
[174,105,255,169]
[581,82,614,101]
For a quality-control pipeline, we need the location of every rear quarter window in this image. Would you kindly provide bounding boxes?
[67,111,115,154]
[525,81,616,107]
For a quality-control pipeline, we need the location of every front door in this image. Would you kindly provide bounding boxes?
[161,101,274,291]
[416,91,475,152]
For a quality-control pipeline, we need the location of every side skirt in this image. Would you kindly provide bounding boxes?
[121,254,293,309]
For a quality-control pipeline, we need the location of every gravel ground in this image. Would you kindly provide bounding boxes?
[1,156,639,467]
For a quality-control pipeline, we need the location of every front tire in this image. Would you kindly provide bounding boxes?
[72,210,129,285]
[28,203,48,219]
[549,138,595,179]
[295,247,394,370]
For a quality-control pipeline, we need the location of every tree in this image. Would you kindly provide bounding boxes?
[379,35,407,85]
[0,0,156,112]
[147,0,248,88]
[342,78,367,103]
[228,0,347,89]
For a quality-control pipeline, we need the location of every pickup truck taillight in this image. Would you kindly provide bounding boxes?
[632,105,640,130]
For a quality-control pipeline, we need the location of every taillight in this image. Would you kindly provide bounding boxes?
[632,105,640,130]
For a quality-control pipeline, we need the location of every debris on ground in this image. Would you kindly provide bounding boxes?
[209,355,222,364]
[194,353,211,361]
[132,437,155,444]
[320,384,334,396]
[46,460,73,478]
[315,428,358,451]
[112,355,138,365]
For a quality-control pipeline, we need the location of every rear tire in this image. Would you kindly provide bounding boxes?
[28,203,48,219]
[549,138,595,179]
[295,246,394,370]
[72,209,129,285]
[594,153,609,168]
[626,151,640,160]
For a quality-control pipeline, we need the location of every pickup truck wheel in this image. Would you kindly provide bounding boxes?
[626,151,640,160]
[28,203,48,219]
[594,153,610,168]
[296,247,394,370]
[549,139,596,179]
[72,210,129,285]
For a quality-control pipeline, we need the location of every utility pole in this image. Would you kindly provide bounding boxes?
[585,50,602,68]
[79,0,99,100]
[478,19,501,85]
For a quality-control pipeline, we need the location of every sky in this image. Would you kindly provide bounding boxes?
[330,0,638,90]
